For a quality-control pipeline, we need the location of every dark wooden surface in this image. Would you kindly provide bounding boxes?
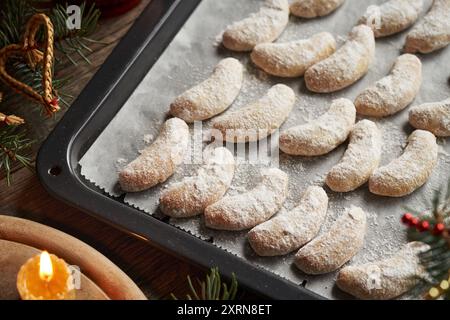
[0,0,222,300]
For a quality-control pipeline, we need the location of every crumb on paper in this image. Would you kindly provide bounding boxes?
[213,31,223,47]
[143,134,154,144]
[115,158,128,170]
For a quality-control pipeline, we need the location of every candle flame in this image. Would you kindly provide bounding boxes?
[39,251,53,282]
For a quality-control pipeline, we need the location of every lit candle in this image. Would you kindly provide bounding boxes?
[17,251,75,300]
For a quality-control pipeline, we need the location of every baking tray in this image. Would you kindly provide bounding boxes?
[37,0,323,299]
[38,0,450,300]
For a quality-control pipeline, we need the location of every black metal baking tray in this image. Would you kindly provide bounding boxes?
[36,0,322,300]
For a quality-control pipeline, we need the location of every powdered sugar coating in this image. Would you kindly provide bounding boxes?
[409,98,450,137]
[250,32,336,77]
[212,84,295,143]
[159,147,235,218]
[369,130,438,197]
[326,120,382,192]
[337,242,430,299]
[204,168,289,231]
[359,0,423,38]
[279,98,356,156]
[294,206,367,275]
[248,186,328,256]
[355,54,422,118]
[404,0,450,53]
[170,58,243,122]
[222,0,289,52]
[305,25,375,93]
[290,0,345,18]
[119,118,189,192]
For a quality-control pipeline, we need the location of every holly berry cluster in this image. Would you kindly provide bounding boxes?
[402,213,446,235]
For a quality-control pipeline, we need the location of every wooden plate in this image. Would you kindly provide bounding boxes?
[0,215,146,300]
[0,240,109,300]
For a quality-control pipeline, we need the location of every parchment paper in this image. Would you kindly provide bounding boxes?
[79,0,450,299]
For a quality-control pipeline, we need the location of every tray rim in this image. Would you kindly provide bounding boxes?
[36,0,323,300]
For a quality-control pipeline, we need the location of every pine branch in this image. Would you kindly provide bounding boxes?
[1,59,71,108]
[170,267,238,300]
[406,182,450,300]
[50,2,101,65]
[0,0,101,65]
[0,1,99,109]
[0,125,33,185]
[0,0,36,48]
[0,1,101,184]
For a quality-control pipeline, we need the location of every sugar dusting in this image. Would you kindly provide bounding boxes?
[205,168,289,230]
[405,0,450,53]
[355,54,422,117]
[305,25,376,92]
[170,58,244,122]
[79,0,450,300]
[222,0,290,51]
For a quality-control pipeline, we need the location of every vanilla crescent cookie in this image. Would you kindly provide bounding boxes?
[222,0,289,52]
[159,147,235,218]
[290,0,345,18]
[404,0,450,53]
[369,130,438,197]
[169,58,243,123]
[294,206,367,275]
[409,98,450,137]
[204,168,288,231]
[211,84,295,143]
[304,25,375,93]
[326,120,382,193]
[355,54,422,118]
[279,98,356,156]
[337,242,430,300]
[359,0,423,38]
[248,186,328,256]
[250,32,336,77]
[119,118,189,193]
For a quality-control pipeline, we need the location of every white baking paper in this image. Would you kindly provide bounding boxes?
[79,0,450,299]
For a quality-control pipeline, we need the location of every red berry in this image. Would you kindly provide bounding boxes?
[50,98,59,106]
[402,213,413,224]
[410,217,419,227]
[417,221,430,232]
[433,223,445,235]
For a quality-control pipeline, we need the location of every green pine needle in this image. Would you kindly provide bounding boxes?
[0,1,101,184]
[407,181,450,300]
[0,0,36,48]
[0,0,100,101]
[0,126,33,185]
[171,267,238,300]
[50,2,101,65]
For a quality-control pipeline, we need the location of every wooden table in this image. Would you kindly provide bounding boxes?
[0,0,229,300]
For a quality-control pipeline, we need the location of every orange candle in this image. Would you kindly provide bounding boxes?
[17,251,75,300]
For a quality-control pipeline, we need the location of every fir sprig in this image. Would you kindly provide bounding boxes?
[406,181,450,300]
[0,0,101,65]
[4,60,72,107]
[0,125,33,185]
[171,268,238,300]
[0,0,36,48]
[0,0,100,184]
[50,2,101,65]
